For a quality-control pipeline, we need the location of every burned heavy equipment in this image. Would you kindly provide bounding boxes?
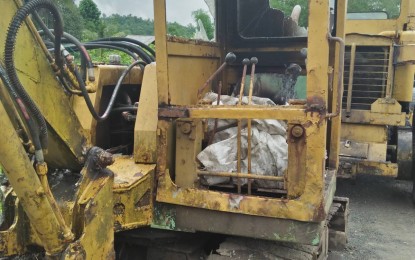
[0,0,348,259]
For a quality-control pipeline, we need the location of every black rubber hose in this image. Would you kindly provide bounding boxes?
[111,106,138,113]
[38,29,95,81]
[91,41,153,63]
[61,43,139,61]
[0,63,42,151]
[31,10,55,42]
[74,60,144,122]
[4,0,64,149]
[61,32,95,81]
[91,37,155,58]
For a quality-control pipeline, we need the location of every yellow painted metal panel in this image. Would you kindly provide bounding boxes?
[0,0,86,168]
[341,124,387,143]
[134,63,158,163]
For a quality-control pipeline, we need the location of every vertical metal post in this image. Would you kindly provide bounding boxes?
[154,0,169,104]
[385,47,394,98]
[237,59,250,194]
[346,43,356,116]
[208,81,223,145]
[246,57,258,195]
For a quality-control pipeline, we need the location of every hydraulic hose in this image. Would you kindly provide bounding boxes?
[4,0,65,150]
[31,10,55,42]
[92,41,153,63]
[75,60,145,122]
[0,63,42,154]
[62,32,95,81]
[110,106,138,113]
[38,29,96,81]
[91,37,155,59]
[63,43,139,61]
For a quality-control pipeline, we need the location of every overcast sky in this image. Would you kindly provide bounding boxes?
[78,0,210,25]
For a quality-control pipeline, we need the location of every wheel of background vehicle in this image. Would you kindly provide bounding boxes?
[412,109,415,204]
[397,127,413,180]
[412,176,415,204]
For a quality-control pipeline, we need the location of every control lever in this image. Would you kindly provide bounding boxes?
[238,58,251,103]
[197,52,236,100]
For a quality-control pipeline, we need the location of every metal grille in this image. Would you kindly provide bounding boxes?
[343,46,389,110]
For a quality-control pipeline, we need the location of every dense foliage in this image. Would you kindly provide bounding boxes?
[192,9,214,40]
[44,0,400,63]
[348,0,401,19]
[102,14,154,37]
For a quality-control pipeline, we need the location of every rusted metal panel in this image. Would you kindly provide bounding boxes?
[0,0,86,170]
[0,101,70,255]
[109,157,155,231]
[328,197,349,251]
[159,106,189,118]
[342,109,406,125]
[153,203,324,245]
[339,159,398,177]
[340,141,369,159]
[175,120,203,188]
[287,124,306,198]
[134,63,158,164]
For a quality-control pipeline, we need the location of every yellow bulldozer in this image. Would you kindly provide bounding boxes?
[0,0,349,259]
[339,0,415,191]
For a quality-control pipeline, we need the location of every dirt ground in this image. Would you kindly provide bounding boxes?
[328,175,415,260]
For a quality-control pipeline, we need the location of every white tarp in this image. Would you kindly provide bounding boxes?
[197,93,288,189]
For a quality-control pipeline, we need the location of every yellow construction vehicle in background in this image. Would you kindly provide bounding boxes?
[0,0,348,258]
[339,0,415,188]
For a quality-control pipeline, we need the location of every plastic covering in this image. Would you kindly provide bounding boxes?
[197,93,288,189]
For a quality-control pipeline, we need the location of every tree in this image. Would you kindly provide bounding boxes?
[79,0,103,36]
[102,14,154,37]
[37,0,84,39]
[56,0,84,39]
[348,0,401,19]
[192,9,214,40]
[269,0,308,27]
[167,22,195,38]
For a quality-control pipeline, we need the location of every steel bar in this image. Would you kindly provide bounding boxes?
[197,171,284,181]
[326,34,345,118]
[236,58,250,194]
[346,43,356,116]
[197,52,236,100]
[246,57,258,195]
[208,81,222,145]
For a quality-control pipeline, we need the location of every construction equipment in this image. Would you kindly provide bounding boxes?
[0,0,348,258]
[339,0,415,183]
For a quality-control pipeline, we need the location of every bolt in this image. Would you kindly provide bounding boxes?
[291,125,304,138]
[35,187,45,196]
[98,151,114,167]
[181,122,192,134]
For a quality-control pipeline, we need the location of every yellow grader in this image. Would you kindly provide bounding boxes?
[0,0,349,259]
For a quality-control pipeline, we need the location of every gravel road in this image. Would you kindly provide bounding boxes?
[329,175,415,260]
